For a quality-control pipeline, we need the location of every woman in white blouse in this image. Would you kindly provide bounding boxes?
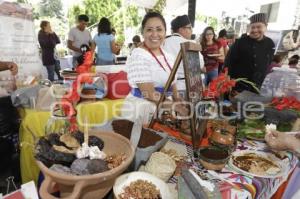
[121,12,188,125]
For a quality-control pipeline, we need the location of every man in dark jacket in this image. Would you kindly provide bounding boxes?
[225,13,275,93]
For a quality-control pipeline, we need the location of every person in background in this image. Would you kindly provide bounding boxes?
[38,21,62,81]
[225,13,275,93]
[217,29,229,73]
[132,35,142,48]
[163,15,205,96]
[200,26,224,85]
[111,28,122,59]
[267,54,283,73]
[288,55,300,68]
[112,28,116,36]
[121,11,188,126]
[91,17,120,65]
[67,14,92,67]
[129,35,142,54]
[0,61,20,183]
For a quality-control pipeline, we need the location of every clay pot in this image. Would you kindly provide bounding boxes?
[210,128,234,146]
[37,131,135,199]
[211,120,236,135]
[81,89,97,102]
[198,147,229,170]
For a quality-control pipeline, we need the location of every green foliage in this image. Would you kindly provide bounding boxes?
[39,0,64,20]
[32,7,40,20]
[17,0,26,3]
[67,5,85,27]
[196,13,218,30]
[151,0,166,13]
[68,0,141,36]
[83,0,121,26]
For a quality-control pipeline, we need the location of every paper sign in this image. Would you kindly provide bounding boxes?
[21,181,39,199]
[3,191,25,199]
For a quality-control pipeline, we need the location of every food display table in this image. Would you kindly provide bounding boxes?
[165,136,298,199]
[19,99,124,183]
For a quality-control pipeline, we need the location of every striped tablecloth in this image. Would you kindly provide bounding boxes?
[166,136,298,199]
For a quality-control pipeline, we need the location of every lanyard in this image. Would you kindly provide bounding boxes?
[143,43,172,72]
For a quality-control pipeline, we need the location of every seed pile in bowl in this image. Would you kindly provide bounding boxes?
[118,180,161,199]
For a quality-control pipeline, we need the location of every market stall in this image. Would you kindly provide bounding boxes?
[14,43,299,199]
[19,98,124,183]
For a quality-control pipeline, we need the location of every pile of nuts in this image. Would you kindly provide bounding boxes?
[105,153,127,169]
[160,148,186,162]
[118,180,161,199]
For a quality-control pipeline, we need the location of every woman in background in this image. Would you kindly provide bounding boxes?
[217,29,229,73]
[38,21,62,81]
[200,26,224,85]
[91,17,120,65]
[267,54,283,73]
[289,55,300,68]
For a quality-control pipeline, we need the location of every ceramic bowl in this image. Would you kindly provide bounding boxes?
[198,147,230,170]
[113,171,173,199]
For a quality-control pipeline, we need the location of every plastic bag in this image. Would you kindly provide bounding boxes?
[260,67,300,100]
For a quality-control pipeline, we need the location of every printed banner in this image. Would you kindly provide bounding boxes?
[0,1,43,81]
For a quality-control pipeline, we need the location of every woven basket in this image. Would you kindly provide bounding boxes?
[144,152,176,182]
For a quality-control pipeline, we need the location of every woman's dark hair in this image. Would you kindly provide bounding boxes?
[200,26,218,48]
[97,17,112,35]
[218,29,227,38]
[289,55,300,65]
[141,11,166,32]
[290,54,300,60]
[40,20,49,31]
[132,35,141,43]
[78,14,89,22]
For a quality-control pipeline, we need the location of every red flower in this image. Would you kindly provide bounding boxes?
[204,67,237,99]
[60,50,94,132]
[271,96,300,111]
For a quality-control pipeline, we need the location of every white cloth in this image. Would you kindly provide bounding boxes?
[68,27,92,57]
[58,55,73,69]
[121,47,176,123]
[125,48,175,88]
[121,93,157,124]
[163,33,204,91]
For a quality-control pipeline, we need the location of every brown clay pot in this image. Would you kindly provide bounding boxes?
[198,147,229,170]
[211,120,236,135]
[210,128,234,146]
[37,131,135,199]
[81,89,97,102]
[225,124,236,135]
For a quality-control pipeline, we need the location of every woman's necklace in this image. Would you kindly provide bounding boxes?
[143,43,172,72]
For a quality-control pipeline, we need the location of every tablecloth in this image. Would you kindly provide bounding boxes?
[58,55,73,70]
[19,98,124,184]
[166,136,298,199]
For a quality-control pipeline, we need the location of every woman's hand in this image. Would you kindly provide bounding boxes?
[265,130,300,153]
